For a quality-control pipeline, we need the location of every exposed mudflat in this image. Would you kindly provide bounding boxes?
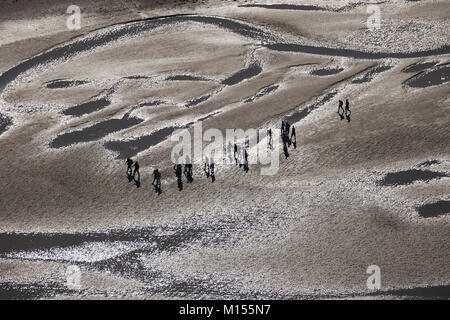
[0,0,449,300]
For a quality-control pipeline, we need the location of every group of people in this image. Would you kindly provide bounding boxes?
[126,158,140,181]
[126,157,162,192]
[203,156,216,182]
[124,98,352,193]
[174,161,194,191]
[280,120,296,158]
[338,99,351,122]
[125,118,295,191]
[232,141,249,172]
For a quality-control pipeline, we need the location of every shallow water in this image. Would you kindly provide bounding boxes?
[221,63,262,86]
[62,98,111,117]
[265,43,450,60]
[310,68,344,76]
[417,200,450,218]
[379,169,448,186]
[104,112,219,159]
[402,61,437,73]
[166,75,209,81]
[105,126,176,159]
[238,4,327,11]
[406,66,450,88]
[45,80,89,89]
[50,116,143,148]
[185,94,211,107]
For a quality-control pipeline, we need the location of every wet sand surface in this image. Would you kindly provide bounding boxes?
[0,0,449,300]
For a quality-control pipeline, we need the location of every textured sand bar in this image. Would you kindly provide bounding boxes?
[0,0,449,299]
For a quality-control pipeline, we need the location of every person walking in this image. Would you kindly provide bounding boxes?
[267,128,273,149]
[132,161,140,179]
[285,121,290,135]
[152,169,161,188]
[209,158,215,177]
[338,100,344,115]
[204,156,210,177]
[126,157,133,175]
[345,99,351,122]
[174,163,183,190]
[184,163,193,182]
[291,125,296,149]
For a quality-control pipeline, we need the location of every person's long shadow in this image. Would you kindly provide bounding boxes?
[283,142,289,159]
[177,176,183,191]
[133,173,141,188]
[185,172,193,183]
[154,184,162,195]
[345,110,351,122]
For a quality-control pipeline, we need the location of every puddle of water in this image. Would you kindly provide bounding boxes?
[49,116,143,148]
[45,80,89,89]
[352,65,392,83]
[166,75,208,81]
[264,43,450,60]
[406,66,450,88]
[245,85,279,103]
[379,169,449,186]
[221,63,262,86]
[402,61,437,73]
[104,112,220,159]
[0,113,12,135]
[62,98,110,117]
[238,4,327,11]
[237,3,366,12]
[185,94,211,107]
[417,200,450,218]
[125,75,151,80]
[285,91,337,124]
[311,68,344,76]
[104,126,176,159]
